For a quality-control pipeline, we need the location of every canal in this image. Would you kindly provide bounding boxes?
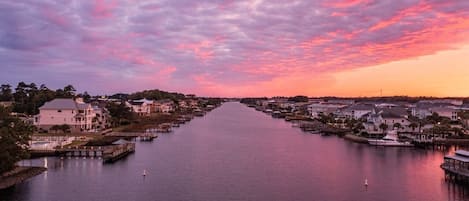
[1,102,469,201]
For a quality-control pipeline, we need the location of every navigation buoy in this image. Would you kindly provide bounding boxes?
[143,169,147,177]
[364,179,368,186]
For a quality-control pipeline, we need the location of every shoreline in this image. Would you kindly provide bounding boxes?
[0,166,47,190]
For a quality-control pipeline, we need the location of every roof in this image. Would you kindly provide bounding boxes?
[344,104,375,111]
[40,98,91,110]
[380,107,408,117]
[456,150,469,157]
[445,155,469,163]
[430,107,457,113]
[129,101,144,106]
[40,99,76,110]
[133,98,154,104]
[381,112,404,119]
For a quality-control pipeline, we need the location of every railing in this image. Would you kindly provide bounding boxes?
[441,164,469,177]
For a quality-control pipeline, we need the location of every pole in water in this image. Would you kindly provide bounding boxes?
[143,169,147,177]
[364,179,368,186]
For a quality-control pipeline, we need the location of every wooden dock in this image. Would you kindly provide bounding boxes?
[57,141,136,163]
[442,165,469,183]
[441,150,469,184]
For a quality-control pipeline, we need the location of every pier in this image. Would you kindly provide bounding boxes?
[57,140,136,163]
[441,150,469,184]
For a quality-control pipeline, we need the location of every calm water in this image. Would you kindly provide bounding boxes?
[2,102,469,201]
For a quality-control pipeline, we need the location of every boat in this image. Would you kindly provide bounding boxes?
[368,130,413,147]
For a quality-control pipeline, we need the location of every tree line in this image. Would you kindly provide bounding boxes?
[0,82,86,115]
[0,105,33,173]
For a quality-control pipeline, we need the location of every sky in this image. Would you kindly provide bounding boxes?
[1,0,469,97]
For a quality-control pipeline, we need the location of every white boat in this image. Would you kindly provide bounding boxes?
[368,131,413,147]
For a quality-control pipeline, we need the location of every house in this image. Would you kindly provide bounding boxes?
[365,107,411,132]
[307,102,345,118]
[154,99,175,113]
[412,102,453,119]
[339,104,375,120]
[92,105,111,131]
[430,107,459,121]
[34,98,96,132]
[380,112,411,130]
[126,99,153,116]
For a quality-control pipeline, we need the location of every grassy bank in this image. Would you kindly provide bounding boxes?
[0,166,47,190]
[115,113,182,132]
[343,134,370,144]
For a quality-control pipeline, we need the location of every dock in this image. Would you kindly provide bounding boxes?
[57,140,136,163]
[441,150,469,184]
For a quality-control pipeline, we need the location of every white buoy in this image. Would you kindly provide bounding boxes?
[364,179,368,186]
[143,169,147,177]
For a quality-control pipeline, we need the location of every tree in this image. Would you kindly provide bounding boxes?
[0,106,33,173]
[0,84,13,101]
[50,125,61,133]
[408,122,418,132]
[60,124,71,133]
[353,123,365,134]
[288,95,309,103]
[56,85,76,98]
[393,123,402,131]
[379,123,388,133]
[106,102,134,126]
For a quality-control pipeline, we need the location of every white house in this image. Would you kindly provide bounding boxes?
[365,109,411,132]
[126,99,153,116]
[34,98,96,132]
[340,104,375,120]
[307,103,345,118]
[154,99,175,113]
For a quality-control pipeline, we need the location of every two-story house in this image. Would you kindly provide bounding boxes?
[34,98,96,132]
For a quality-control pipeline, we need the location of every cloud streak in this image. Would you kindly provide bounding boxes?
[0,0,468,96]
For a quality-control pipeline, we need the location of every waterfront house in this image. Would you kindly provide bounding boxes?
[154,99,175,113]
[339,104,375,120]
[365,108,411,132]
[92,105,111,131]
[34,98,96,132]
[441,150,469,182]
[126,99,153,116]
[307,102,346,118]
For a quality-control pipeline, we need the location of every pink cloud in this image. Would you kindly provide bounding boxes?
[2,0,469,96]
[92,0,117,18]
[325,0,372,8]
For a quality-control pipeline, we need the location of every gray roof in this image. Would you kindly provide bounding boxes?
[344,104,375,111]
[381,112,404,119]
[40,98,90,110]
[380,107,408,117]
[456,150,469,157]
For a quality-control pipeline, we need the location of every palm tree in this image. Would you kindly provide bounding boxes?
[379,123,388,134]
[408,122,418,132]
[393,123,402,131]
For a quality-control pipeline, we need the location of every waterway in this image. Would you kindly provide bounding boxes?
[1,102,468,201]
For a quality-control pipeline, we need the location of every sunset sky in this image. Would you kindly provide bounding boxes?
[1,0,468,97]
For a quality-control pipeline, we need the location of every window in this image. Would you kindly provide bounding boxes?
[58,110,62,112]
